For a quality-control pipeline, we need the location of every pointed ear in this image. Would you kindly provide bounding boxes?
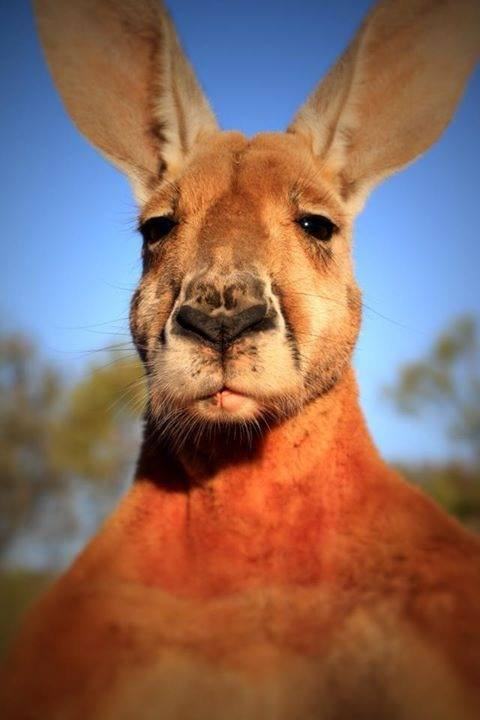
[288,0,479,209]
[33,0,218,203]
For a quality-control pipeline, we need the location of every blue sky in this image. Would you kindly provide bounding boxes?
[1,0,479,462]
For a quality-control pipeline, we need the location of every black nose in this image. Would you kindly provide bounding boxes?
[174,303,273,348]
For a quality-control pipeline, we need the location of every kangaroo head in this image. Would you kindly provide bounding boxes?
[130,129,362,428]
[35,0,479,437]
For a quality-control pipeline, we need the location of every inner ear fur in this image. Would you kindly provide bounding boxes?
[289,0,479,207]
[33,0,218,202]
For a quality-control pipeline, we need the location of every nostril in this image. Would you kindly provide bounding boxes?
[175,305,220,345]
[225,303,273,341]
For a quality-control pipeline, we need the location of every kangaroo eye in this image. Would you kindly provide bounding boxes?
[140,216,177,246]
[297,214,337,242]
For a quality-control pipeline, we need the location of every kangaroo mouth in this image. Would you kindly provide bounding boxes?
[207,388,250,412]
[195,386,261,420]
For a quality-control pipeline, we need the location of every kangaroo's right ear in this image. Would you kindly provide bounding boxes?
[33,0,218,203]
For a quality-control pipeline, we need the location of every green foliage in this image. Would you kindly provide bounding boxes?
[0,332,145,563]
[397,462,480,529]
[0,335,66,558]
[386,315,480,529]
[385,315,480,460]
[51,353,145,485]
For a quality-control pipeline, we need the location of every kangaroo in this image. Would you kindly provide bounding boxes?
[1,1,479,718]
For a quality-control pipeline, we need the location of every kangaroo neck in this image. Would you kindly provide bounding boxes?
[106,367,387,598]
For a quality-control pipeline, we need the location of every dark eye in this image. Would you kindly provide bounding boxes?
[297,214,337,242]
[140,216,177,246]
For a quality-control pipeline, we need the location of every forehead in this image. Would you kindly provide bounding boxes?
[142,132,344,221]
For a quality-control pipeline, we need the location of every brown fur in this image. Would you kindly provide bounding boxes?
[1,1,480,718]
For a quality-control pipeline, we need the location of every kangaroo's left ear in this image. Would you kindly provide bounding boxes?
[288,0,479,210]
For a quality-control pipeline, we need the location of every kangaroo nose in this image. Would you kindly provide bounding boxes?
[174,303,271,348]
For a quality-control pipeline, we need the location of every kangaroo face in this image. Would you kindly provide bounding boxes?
[130,132,361,429]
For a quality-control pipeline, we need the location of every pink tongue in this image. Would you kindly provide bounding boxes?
[215,389,245,412]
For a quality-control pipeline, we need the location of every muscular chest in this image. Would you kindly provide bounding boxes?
[39,582,472,720]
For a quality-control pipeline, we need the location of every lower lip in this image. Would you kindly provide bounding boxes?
[210,388,248,413]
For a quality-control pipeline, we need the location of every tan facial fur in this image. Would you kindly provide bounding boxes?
[129,131,360,438]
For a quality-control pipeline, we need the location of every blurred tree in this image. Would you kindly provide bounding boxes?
[386,315,480,528]
[385,315,480,461]
[0,332,145,565]
[49,349,146,552]
[0,334,66,559]
[52,350,145,489]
